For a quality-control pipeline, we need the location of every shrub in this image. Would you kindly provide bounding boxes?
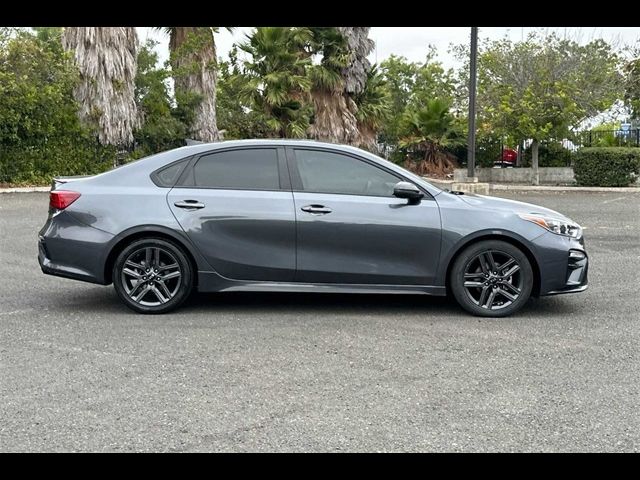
[573,148,640,187]
[476,137,502,168]
[523,142,574,167]
[0,141,114,185]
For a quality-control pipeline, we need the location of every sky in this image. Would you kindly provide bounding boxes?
[137,27,640,126]
[137,27,640,70]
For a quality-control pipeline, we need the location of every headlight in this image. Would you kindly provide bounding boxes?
[518,213,582,238]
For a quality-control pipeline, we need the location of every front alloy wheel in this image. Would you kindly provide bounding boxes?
[463,250,523,311]
[450,240,533,317]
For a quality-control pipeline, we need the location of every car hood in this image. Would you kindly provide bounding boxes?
[456,193,573,222]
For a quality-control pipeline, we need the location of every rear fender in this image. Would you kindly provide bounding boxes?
[102,225,215,284]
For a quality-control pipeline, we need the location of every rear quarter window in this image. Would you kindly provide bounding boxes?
[151,158,190,187]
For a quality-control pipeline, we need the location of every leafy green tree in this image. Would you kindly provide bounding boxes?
[0,29,113,184]
[469,32,622,184]
[132,39,188,157]
[216,46,271,139]
[624,45,640,119]
[379,52,457,160]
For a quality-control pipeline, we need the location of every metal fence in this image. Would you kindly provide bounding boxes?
[375,129,640,171]
[578,129,640,148]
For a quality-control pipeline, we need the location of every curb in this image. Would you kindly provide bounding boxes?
[422,177,640,194]
[489,184,640,193]
[0,186,50,194]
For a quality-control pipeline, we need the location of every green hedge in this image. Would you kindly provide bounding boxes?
[0,140,115,186]
[573,148,640,187]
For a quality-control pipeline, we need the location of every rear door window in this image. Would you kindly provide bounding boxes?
[190,148,281,190]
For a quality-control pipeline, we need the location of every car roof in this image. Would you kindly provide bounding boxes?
[173,139,368,156]
[88,139,443,196]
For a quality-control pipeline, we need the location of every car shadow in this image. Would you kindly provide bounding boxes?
[182,291,584,318]
[183,291,461,316]
[41,286,586,320]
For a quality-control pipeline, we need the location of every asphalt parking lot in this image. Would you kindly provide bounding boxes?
[0,190,638,452]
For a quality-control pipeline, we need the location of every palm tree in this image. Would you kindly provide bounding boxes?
[62,27,138,150]
[307,28,356,144]
[163,27,231,142]
[399,98,465,176]
[308,27,375,146]
[337,27,375,97]
[237,27,313,138]
[353,65,390,151]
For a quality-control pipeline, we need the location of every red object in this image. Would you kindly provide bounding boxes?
[50,190,81,210]
[501,148,518,164]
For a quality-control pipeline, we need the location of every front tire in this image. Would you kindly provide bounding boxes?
[113,238,194,314]
[449,240,533,317]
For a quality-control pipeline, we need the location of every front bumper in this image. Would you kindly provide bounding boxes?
[532,232,589,296]
[545,249,589,295]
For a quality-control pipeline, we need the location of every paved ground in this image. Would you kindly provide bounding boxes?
[0,191,638,452]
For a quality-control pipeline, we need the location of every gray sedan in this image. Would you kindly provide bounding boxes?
[38,140,588,316]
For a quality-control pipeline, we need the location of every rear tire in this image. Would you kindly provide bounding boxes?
[449,240,533,317]
[113,238,194,314]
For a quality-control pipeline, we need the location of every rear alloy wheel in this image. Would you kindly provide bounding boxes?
[450,240,533,317]
[113,238,193,314]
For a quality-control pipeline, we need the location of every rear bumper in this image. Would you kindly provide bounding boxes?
[38,211,113,285]
[38,235,103,284]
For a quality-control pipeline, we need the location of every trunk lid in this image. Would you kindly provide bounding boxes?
[51,175,93,191]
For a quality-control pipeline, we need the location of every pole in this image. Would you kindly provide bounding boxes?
[467,27,478,179]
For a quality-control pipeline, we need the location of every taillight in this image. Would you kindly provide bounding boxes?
[50,190,81,210]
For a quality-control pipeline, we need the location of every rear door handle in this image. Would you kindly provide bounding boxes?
[174,200,206,210]
[301,204,332,215]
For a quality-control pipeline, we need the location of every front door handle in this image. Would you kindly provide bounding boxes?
[174,200,206,210]
[301,204,332,215]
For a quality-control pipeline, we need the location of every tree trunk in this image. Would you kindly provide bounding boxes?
[516,139,523,167]
[308,90,359,144]
[62,27,138,151]
[531,139,540,185]
[357,124,378,152]
[169,27,220,142]
[310,27,374,146]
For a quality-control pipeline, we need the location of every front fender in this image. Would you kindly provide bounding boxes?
[435,228,542,288]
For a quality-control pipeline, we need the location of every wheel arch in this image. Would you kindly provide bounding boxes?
[103,225,204,285]
[443,232,542,297]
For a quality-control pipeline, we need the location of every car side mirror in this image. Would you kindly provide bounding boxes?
[393,181,424,203]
